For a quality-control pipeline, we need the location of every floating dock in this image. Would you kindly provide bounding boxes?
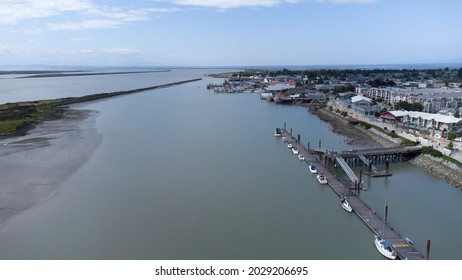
[279,127,425,260]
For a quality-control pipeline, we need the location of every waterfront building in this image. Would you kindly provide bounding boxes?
[381,110,462,138]
[333,93,381,117]
[365,87,462,113]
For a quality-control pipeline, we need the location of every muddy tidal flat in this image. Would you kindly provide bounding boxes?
[0,109,101,226]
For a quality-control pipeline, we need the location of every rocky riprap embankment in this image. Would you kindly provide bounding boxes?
[409,154,462,190]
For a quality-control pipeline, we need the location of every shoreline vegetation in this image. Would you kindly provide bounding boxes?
[0,78,201,137]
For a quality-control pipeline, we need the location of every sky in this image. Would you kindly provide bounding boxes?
[0,0,461,67]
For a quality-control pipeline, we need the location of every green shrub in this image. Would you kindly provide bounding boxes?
[421,146,443,157]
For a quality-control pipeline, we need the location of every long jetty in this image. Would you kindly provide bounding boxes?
[279,127,425,260]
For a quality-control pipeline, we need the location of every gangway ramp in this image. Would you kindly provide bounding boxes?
[358,154,378,172]
[335,157,359,183]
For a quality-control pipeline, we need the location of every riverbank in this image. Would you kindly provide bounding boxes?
[310,107,462,190]
[0,108,101,227]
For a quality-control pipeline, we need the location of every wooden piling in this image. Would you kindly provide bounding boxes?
[385,205,389,223]
[426,240,431,259]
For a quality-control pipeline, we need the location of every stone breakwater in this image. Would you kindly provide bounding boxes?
[312,108,462,190]
[410,155,462,190]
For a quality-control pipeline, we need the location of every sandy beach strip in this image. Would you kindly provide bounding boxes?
[0,108,101,227]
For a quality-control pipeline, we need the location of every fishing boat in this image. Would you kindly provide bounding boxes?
[341,197,352,212]
[274,128,282,137]
[374,235,397,260]
[287,143,293,149]
[292,147,299,155]
[308,164,317,174]
[317,173,328,184]
[298,153,305,161]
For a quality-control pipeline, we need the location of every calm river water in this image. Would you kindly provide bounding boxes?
[0,69,461,259]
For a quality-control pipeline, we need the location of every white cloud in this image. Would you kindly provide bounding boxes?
[0,0,179,30]
[0,0,94,25]
[168,0,376,9]
[47,6,179,30]
[103,48,142,55]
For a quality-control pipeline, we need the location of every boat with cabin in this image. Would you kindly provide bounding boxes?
[274,128,282,137]
[292,147,299,155]
[317,173,327,184]
[308,164,317,174]
[341,197,352,212]
[298,153,305,161]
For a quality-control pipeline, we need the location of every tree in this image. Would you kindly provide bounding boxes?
[447,141,454,151]
[457,67,462,78]
[409,102,423,112]
[448,131,457,141]
[455,107,461,118]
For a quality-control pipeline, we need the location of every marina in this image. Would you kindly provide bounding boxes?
[278,126,426,260]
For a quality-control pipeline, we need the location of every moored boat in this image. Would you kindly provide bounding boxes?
[308,164,317,174]
[292,147,299,155]
[298,153,305,161]
[341,197,352,212]
[274,128,282,137]
[317,173,327,184]
[374,235,397,260]
[282,136,287,142]
[287,143,293,149]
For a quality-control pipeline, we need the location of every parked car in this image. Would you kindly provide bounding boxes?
[454,137,462,142]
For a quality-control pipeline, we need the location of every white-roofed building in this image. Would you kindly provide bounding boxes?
[334,93,381,117]
[381,110,462,138]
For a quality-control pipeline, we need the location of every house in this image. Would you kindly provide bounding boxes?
[381,110,462,138]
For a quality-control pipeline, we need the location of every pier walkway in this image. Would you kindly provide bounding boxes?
[280,128,425,260]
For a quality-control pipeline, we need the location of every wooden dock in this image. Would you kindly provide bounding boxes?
[280,128,425,260]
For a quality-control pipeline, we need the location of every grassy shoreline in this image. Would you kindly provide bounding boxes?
[0,78,201,137]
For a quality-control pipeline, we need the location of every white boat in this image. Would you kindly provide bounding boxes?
[374,235,397,260]
[274,128,282,137]
[308,164,317,174]
[282,136,287,142]
[298,153,305,161]
[292,147,299,155]
[287,143,293,149]
[317,173,328,184]
[341,198,352,212]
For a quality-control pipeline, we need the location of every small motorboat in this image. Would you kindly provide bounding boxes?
[298,153,305,161]
[308,164,317,174]
[287,143,293,149]
[374,235,397,260]
[282,136,287,142]
[274,128,282,137]
[341,197,352,212]
[292,147,299,155]
[317,173,327,184]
